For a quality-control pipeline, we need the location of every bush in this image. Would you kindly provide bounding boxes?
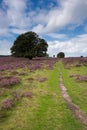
[1,99,14,109]
[57,52,65,58]
[22,92,33,98]
[39,77,47,82]
[0,76,21,87]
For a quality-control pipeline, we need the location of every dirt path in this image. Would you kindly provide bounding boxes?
[60,72,87,126]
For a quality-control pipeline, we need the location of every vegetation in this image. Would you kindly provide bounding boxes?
[0,57,87,129]
[57,52,65,58]
[61,58,87,114]
[11,31,48,59]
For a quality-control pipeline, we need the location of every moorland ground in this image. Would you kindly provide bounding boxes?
[0,57,87,130]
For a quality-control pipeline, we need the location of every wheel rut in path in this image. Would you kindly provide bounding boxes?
[60,72,87,126]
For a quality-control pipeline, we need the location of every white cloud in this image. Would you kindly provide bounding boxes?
[0,0,87,57]
[48,34,87,57]
[32,24,44,33]
[32,0,87,33]
[0,0,87,34]
[3,0,29,28]
[0,40,11,55]
[10,28,29,35]
[46,33,67,39]
[0,9,10,28]
[0,0,32,32]
[0,0,35,40]
[0,28,8,36]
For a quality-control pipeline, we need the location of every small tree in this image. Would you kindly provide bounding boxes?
[57,52,65,58]
[53,55,55,58]
[80,56,83,58]
[11,31,48,59]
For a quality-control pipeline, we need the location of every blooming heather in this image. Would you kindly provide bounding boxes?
[0,76,21,87]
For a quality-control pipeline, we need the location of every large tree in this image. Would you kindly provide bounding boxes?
[11,31,48,59]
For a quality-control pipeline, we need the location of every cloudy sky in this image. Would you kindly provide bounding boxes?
[0,0,87,57]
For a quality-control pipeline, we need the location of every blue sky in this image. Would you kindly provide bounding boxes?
[0,0,87,57]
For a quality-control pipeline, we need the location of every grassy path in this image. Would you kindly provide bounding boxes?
[60,61,87,114]
[0,62,85,130]
[30,64,84,130]
[60,72,87,126]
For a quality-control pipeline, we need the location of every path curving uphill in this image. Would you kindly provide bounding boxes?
[60,72,87,126]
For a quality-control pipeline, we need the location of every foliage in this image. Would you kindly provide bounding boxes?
[76,75,87,82]
[70,74,87,82]
[39,77,47,82]
[61,59,87,115]
[11,31,48,59]
[0,76,21,87]
[75,64,82,67]
[57,52,65,58]
[22,91,33,98]
[1,98,14,109]
[0,57,85,129]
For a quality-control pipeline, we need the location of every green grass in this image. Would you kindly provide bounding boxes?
[60,62,87,115]
[0,62,85,130]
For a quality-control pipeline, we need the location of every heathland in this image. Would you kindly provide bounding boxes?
[0,57,87,130]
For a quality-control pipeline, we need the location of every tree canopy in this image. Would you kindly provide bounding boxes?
[11,31,48,59]
[57,52,65,58]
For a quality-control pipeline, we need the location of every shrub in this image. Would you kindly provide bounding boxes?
[76,76,87,82]
[69,74,80,78]
[75,64,81,67]
[1,99,14,109]
[70,74,87,82]
[22,92,33,98]
[0,76,21,87]
[39,77,47,82]
[27,78,34,82]
[57,52,65,58]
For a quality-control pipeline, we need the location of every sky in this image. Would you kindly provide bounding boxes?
[0,0,87,57]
